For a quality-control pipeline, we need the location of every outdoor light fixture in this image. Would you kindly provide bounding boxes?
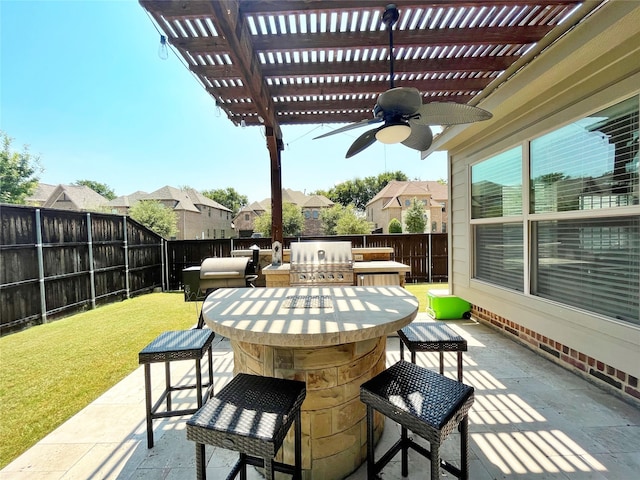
[158,35,169,60]
[375,122,411,144]
[240,117,247,128]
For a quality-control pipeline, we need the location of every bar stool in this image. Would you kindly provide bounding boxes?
[138,329,215,448]
[187,373,307,480]
[360,360,474,480]
[398,322,467,381]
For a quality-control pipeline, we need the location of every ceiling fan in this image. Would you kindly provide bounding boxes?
[314,3,493,158]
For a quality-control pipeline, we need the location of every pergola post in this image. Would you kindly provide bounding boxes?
[266,126,284,244]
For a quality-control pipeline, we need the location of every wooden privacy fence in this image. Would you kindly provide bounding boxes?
[166,233,448,290]
[1,205,164,336]
[1,206,447,337]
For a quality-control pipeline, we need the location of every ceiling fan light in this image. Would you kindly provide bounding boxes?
[375,123,411,144]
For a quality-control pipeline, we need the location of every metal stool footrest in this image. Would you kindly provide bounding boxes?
[187,373,307,480]
[398,322,468,381]
[138,329,216,448]
[360,360,474,480]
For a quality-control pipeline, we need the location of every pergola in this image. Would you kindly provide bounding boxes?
[139,0,598,242]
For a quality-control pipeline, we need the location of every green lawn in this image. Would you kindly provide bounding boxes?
[0,292,198,469]
[0,284,443,469]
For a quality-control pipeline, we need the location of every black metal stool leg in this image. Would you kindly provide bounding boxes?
[461,415,469,480]
[196,357,203,408]
[164,361,172,411]
[401,425,408,477]
[294,410,302,480]
[457,351,463,381]
[366,405,375,480]
[144,363,153,448]
[431,443,440,480]
[196,442,206,480]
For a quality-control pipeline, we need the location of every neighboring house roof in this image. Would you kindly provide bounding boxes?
[42,184,109,210]
[138,185,232,214]
[108,191,148,207]
[26,183,57,205]
[367,180,448,209]
[302,195,334,208]
[257,189,333,210]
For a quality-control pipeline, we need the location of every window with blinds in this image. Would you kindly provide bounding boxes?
[470,95,639,324]
[474,223,524,291]
[530,97,639,213]
[532,217,639,324]
[471,146,522,219]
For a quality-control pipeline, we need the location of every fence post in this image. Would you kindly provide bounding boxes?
[86,213,96,309]
[35,209,48,323]
[123,216,130,298]
[160,238,165,292]
[428,234,432,283]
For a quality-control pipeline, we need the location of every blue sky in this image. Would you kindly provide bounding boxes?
[1,0,447,203]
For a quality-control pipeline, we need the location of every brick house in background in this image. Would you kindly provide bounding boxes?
[26,183,110,211]
[109,185,232,240]
[366,180,448,234]
[233,188,334,237]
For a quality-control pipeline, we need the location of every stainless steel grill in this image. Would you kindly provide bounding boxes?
[289,241,354,286]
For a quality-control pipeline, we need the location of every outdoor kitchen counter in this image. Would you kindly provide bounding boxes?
[201,286,418,479]
[262,260,411,287]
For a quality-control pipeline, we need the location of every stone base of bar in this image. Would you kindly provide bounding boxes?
[232,336,387,480]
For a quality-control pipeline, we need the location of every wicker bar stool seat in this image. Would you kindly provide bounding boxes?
[398,322,468,381]
[360,360,474,480]
[187,373,307,480]
[138,329,215,448]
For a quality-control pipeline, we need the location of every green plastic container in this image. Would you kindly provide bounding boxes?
[427,290,471,320]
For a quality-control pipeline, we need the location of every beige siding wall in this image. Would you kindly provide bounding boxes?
[446,2,640,395]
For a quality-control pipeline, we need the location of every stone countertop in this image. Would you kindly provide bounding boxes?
[201,286,418,347]
[262,260,411,274]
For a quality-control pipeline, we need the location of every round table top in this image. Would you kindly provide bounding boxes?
[201,286,419,347]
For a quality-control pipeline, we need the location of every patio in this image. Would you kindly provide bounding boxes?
[2,313,639,480]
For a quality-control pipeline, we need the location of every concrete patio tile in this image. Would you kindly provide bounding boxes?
[59,441,147,480]
[0,442,92,476]
[2,318,639,480]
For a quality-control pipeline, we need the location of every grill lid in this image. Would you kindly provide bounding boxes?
[200,257,251,279]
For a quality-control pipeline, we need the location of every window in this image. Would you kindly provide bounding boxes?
[532,217,639,323]
[471,147,524,292]
[245,214,250,221]
[474,223,524,292]
[304,210,310,219]
[313,210,319,219]
[471,96,639,325]
[531,97,638,213]
[472,147,522,219]
[405,199,411,206]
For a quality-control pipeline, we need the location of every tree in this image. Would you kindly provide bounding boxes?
[253,202,304,237]
[404,197,427,233]
[129,200,178,238]
[201,187,248,216]
[319,204,346,235]
[315,171,408,210]
[335,205,372,235]
[0,132,41,204]
[388,218,402,233]
[73,179,116,200]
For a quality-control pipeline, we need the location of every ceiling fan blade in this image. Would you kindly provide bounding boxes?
[412,102,493,125]
[402,122,433,151]
[377,87,422,116]
[313,117,382,140]
[346,128,378,158]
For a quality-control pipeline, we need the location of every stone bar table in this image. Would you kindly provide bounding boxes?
[201,286,418,480]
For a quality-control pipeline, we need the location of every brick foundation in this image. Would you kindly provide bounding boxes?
[472,306,640,407]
